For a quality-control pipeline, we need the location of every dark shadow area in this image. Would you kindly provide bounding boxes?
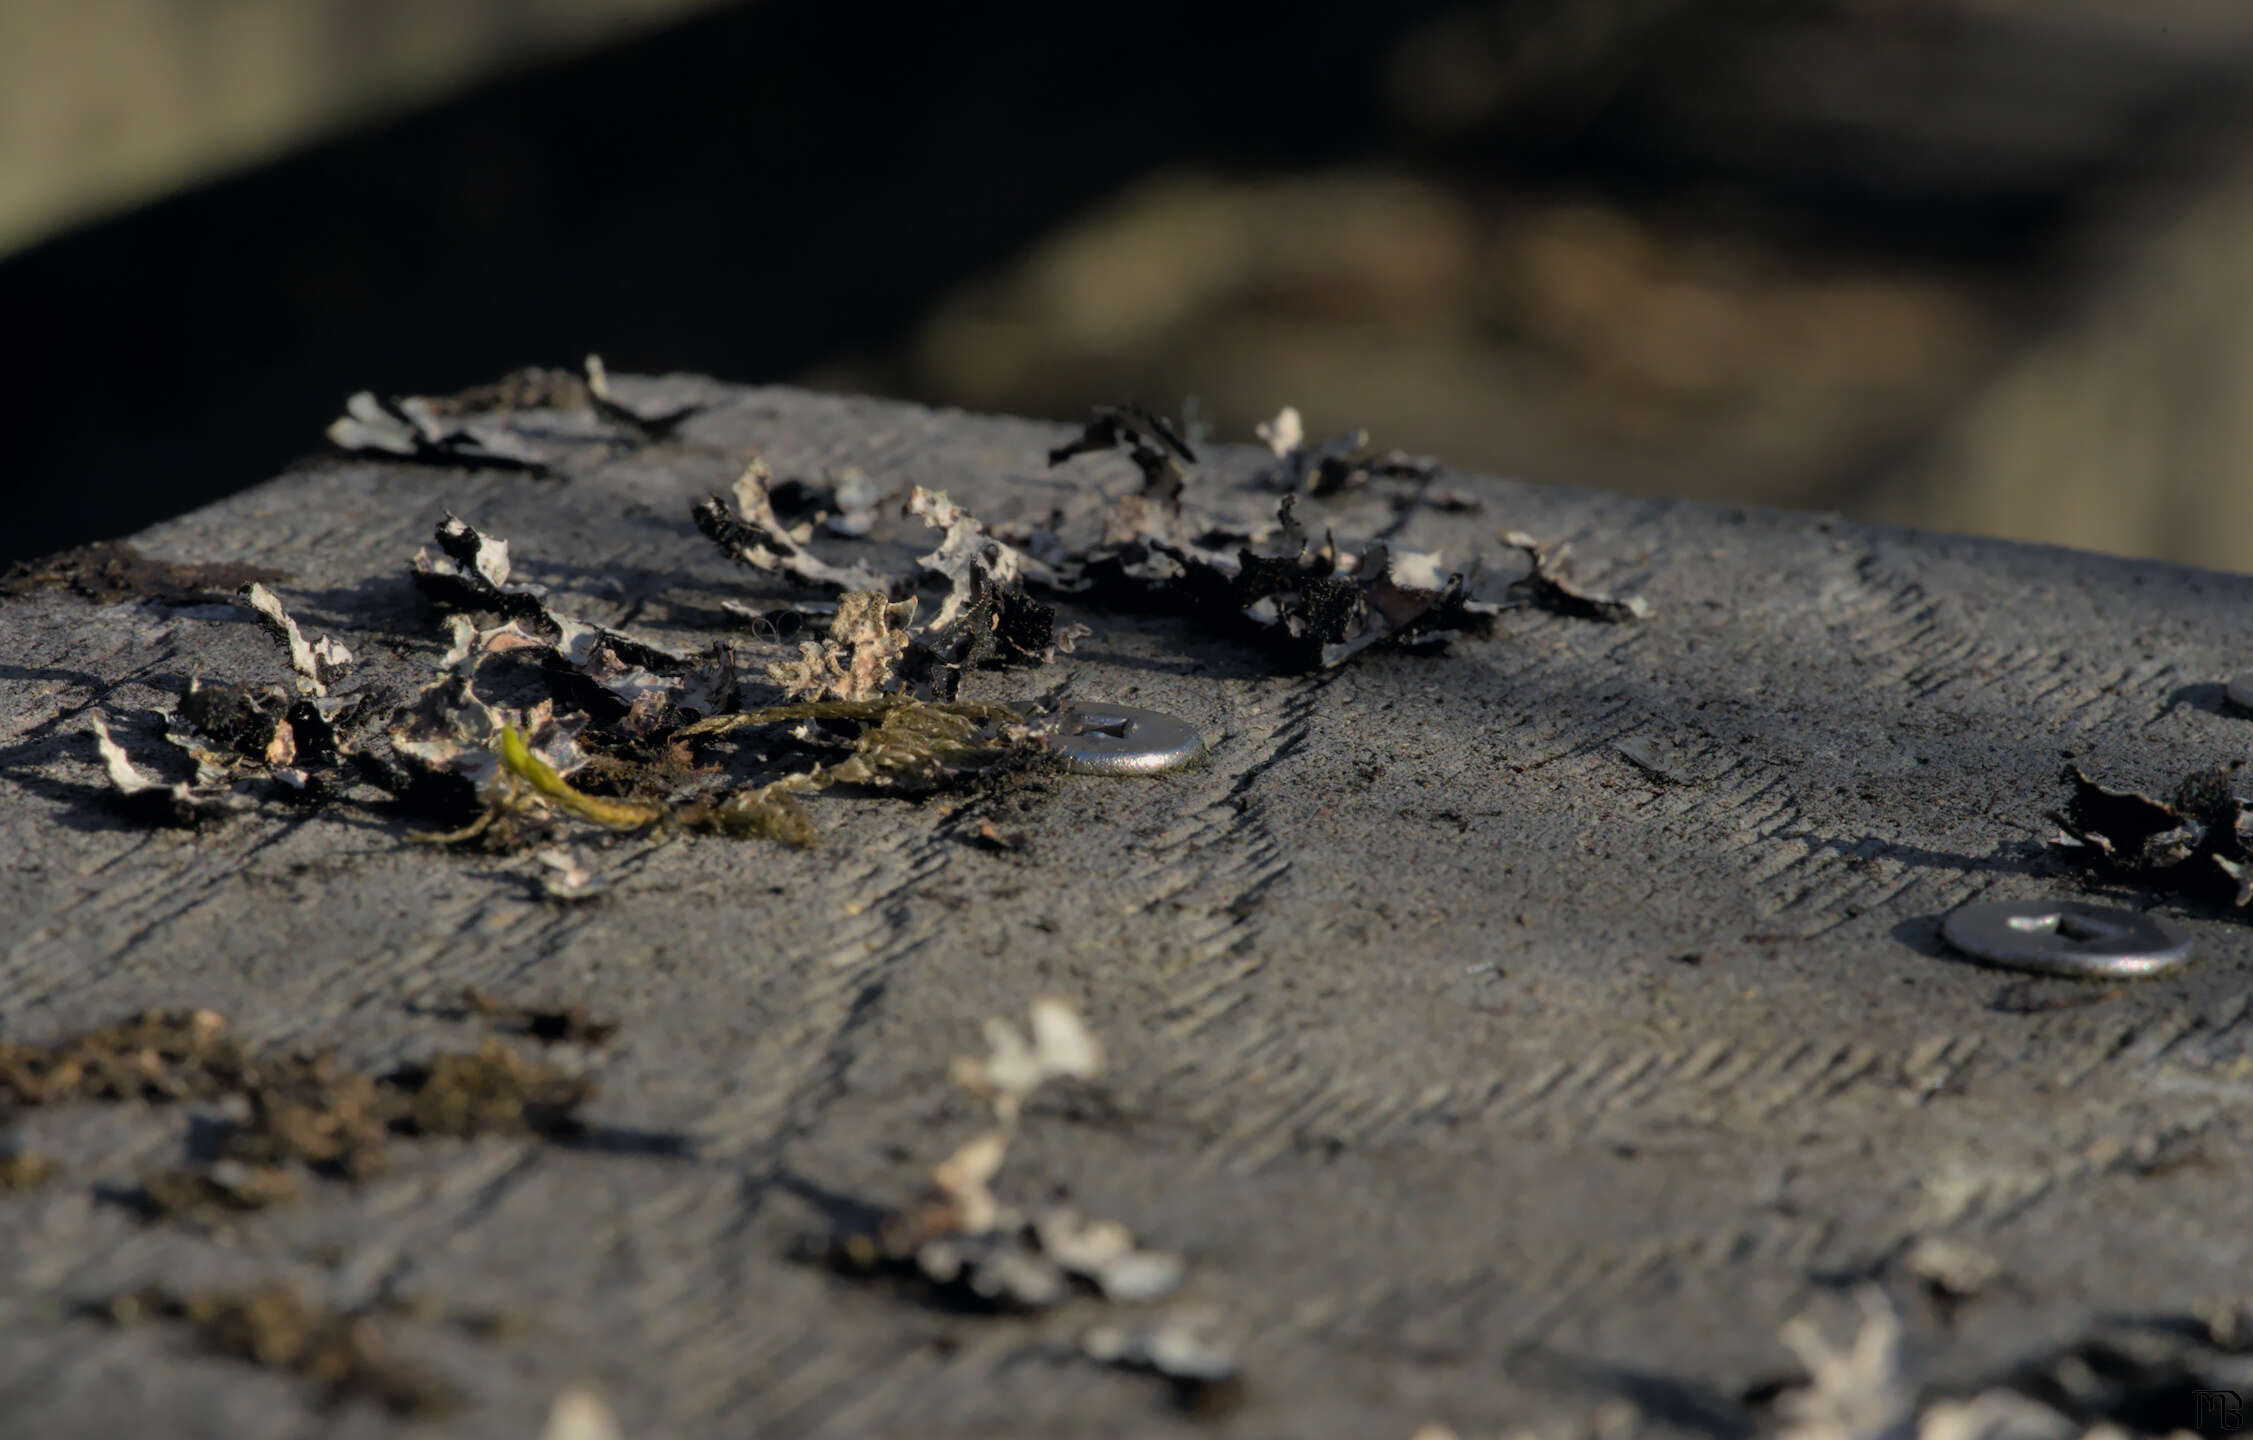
[1780,833,2058,885]
[0,0,1472,564]
[1513,1348,1756,1440]
[554,1124,697,1161]
[2156,681,2244,725]
[772,1168,891,1241]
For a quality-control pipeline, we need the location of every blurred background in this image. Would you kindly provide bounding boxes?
[9,0,2253,569]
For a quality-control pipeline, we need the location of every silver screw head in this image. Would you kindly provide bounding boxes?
[1046,704,1205,776]
[1939,899,2192,979]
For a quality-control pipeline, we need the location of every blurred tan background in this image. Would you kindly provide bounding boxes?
[0,0,717,253]
[11,0,2253,570]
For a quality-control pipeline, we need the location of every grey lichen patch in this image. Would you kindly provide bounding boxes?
[98,1285,458,1418]
[765,591,919,703]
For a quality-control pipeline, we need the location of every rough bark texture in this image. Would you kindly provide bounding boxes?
[2,378,2250,1438]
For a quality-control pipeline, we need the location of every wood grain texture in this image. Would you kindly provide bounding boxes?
[2,378,2250,1437]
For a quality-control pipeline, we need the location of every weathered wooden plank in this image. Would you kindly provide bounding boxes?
[1,378,2249,1437]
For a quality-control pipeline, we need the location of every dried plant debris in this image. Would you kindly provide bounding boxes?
[0,540,289,605]
[88,713,245,825]
[694,455,900,597]
[580,353,704,438]
[1253,404,1437,499]
[769,466,891,539]
[328,356,699,469]
[1499,531,1652,622]
[1049,404,1198,504]
[544,1386,628,1440]
[1757,1289,2253,1440]
[1746,1286,2253,1440]
[101,1284,456,1417]
[947,995,1103,1127]
[391,505,1062,849]
[242,582,353,696]
[2052,764,2253,910]
[1046,410,1522,669]
[802,998,1229,1407]
[684,696,1052,794]
[85,583,385,822]
[1775,1288,1922,1440]
[410,515,688,674]
[906,488,1082,693]
[86,393,1643,861]
[1902,1236,2000,1308]
[1084,1308,1246,1415]
[329,388,554,471]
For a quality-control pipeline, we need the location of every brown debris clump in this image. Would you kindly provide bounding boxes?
[385,1040,592,1143]
[455,987,620,1047]
[135,1162,300,1222]
[220,1052,398,1181]
[101,1285,456,1417]
[1,1009,605,1210]
[0,1009,251,1112]
[0,541,289,605]
[0,1149,59,1192]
